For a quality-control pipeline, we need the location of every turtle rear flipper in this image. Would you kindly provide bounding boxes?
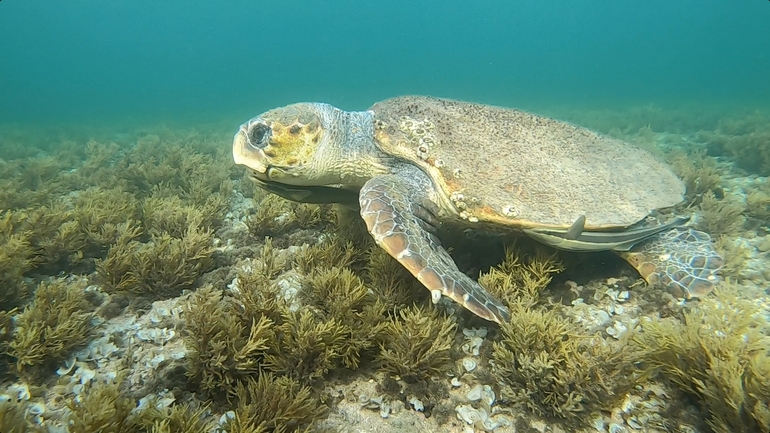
[359,173,511,324]
[619,228,724,298]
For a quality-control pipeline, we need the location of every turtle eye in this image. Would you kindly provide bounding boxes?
[247,123,270,148]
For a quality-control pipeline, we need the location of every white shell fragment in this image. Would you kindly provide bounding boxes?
[135,390,175,413]
[455,404,508,432]
[8,383,31,401]
[480,385,496,408]
[609,423,627,433]
[606,321,629,339]
[409,396,424,412]
[597,309,612,322]
[467,384,496,408]
[219,411,236,426]
[461,327,487,355]
[466,384,484,402]
[136,327,175,344]
[462,358,478,373]
[27,401,46,416]
[360,393,393,419]
[456,404,485,424]
[379,400,391,418]
[148,306,171,324]
[462,327,488,339]
[461,338,484,356]
[57,357,77,376]
[74,366,96,385]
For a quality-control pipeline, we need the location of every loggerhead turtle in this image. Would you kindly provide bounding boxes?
[232,96,723,324]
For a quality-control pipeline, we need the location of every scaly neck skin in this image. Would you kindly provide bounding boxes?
[320,108,393,189]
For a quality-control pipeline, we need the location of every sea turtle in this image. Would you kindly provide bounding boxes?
[232,96,723,324]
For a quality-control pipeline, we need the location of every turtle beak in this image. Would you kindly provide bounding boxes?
[233,122,268,174]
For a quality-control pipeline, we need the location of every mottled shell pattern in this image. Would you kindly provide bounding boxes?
[369,96,685,230]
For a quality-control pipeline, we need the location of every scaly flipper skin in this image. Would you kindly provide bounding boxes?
[359,173,511,324]
[620,228,723,299]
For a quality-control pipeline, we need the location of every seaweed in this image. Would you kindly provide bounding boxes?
[0,210,34,309]
[142,194,206,238]
[713,235,750,280]
[633,285,770,433]
[478,242,564,309]
[66,376,143,433]
[185,244,379,392]
[184,285,276,395]
[16,155,59,189]
[376,305,457,383]
[8,186,140,272]
[71,140,124,190]
[0,399,46,433]
[9,278,96,379]
[363,245,425,310]
[140,403,214,433]
[292,237,360,276]
[491,303,638,424]
[0,308,16,375]
[696,191,746,237]
[234,240,288,325]
[96,221,214,299]
[303,265,380,321]
[745,181,770,226]
[247,194,331,238]
[70,133,236,211]
[331,205,374,251]
[130,226,215,297]
[142,186,232,236]
[61,186,143,263]
[3,181,140,271]
[300,266,388,368]
[66,369,215,433]
[0,178,30,211]
[94,221,144,293]
[263,309,350,383]
[698,111,770,175]
[26,205,87,270]
[247,195,296,238]
[224,372,325,433]
[668,150,723,203]
[747,189,770,222]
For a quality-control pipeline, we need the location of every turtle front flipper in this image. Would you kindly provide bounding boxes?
[619,228,724,298]
[359,174,511,324]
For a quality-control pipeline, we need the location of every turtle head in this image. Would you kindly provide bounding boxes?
[233,103,335,185]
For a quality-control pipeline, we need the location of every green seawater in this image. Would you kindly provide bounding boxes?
[0,0,768,125]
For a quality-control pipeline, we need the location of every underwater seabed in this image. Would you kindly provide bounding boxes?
[0,105,769,433]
